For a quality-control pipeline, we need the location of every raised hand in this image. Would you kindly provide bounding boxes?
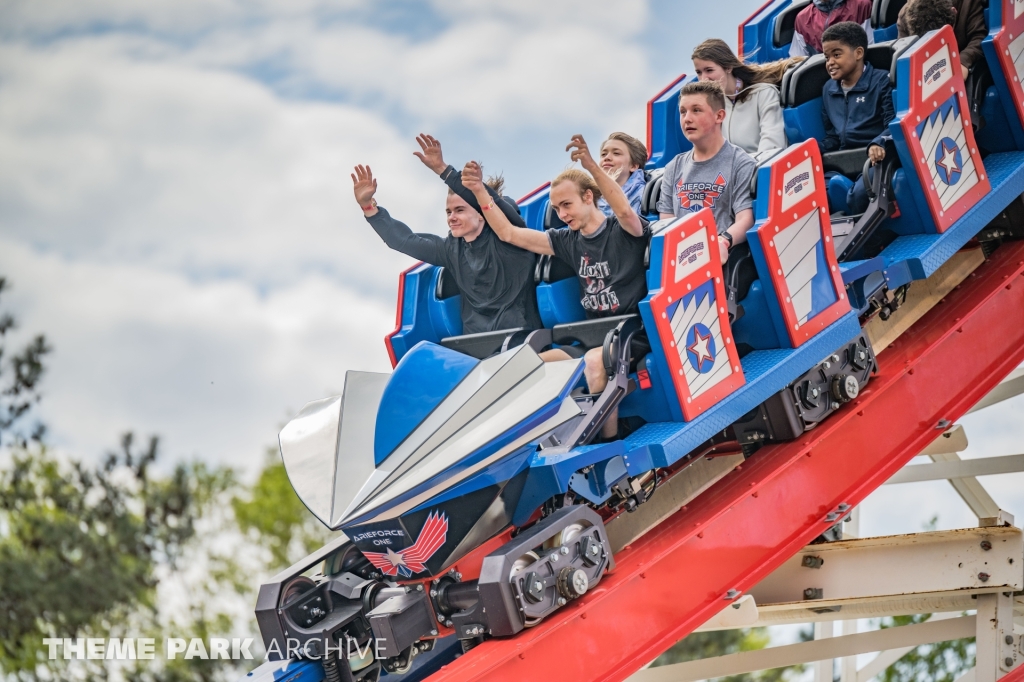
[566,134,599,172]
[413,134,447,175]
[462,161,486,197]
[351,164,378,210]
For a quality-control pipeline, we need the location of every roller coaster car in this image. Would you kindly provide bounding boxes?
[253,19,1024,681]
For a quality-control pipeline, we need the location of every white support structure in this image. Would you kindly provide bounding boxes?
[748,526,1023,616]
[631,617,978,682]
[630,367,1024,682]
[977,592,1020,681]
[967,368,1024,414]
[887,454,1024,485]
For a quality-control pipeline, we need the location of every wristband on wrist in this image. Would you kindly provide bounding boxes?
[481,200,496,211]
[361,199,377,212]
[723,231,734,248]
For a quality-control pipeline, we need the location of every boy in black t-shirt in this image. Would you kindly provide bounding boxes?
[352,161,540,335]
[462,134,650,439]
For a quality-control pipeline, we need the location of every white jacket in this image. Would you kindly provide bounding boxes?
[723,83,787,163]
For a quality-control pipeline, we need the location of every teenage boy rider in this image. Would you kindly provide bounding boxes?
[461,135,649,440]
[351,161,541,335]
[658,80,757,266]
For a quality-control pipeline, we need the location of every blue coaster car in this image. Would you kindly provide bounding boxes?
[245,17,1024,682]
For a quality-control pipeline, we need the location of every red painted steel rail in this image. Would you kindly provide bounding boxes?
[426,240,1024,682]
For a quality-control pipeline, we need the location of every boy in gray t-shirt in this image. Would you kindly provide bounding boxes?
[657,81,756,265]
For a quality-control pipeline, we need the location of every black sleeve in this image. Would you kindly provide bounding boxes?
[365,207,449,267]
[546,227,575,267]
[440,165,527,227]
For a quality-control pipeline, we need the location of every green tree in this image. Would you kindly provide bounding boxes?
[0,435,236,677]
[0,277,50,448]
[0,276,241,681]
[232,450,331,571]
[876,614,974,682]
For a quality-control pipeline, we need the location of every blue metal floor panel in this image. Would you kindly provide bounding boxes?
[620,309,863,473]
[881,151,1024,280]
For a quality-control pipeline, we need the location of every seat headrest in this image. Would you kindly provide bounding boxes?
[865,40,897,73]
[641,168,665,216]
[786,54,829,107]
[888,35,918,85]
[773,0,812,48]
[544,201,567,230]
[434,267,460,300]
[872,0,907,28]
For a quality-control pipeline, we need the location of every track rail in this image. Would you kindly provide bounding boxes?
[425,240,1024,682]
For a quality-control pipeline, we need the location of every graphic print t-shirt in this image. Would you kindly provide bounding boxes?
[547,215,651,318]
[656,141,756,233]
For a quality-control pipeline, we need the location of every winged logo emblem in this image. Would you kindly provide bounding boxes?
[361,511,449,578]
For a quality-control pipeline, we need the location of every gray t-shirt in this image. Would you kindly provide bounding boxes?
[656,140,756,233]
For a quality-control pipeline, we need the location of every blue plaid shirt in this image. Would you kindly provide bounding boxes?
[597,169,647,217]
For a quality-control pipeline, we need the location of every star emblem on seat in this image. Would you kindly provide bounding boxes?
[935,138,962,184]
[687,326,715,372]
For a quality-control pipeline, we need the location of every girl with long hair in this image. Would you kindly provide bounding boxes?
[691,38,801,162]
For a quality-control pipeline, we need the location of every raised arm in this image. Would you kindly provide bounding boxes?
[413,133,526,227]
[351,164,448,266]
[462,161,553,256]
[567,134,645,237]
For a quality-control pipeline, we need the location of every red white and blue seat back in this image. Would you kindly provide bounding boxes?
[639,210,746,421]
[747,140,851,348]
[892,25,991,232]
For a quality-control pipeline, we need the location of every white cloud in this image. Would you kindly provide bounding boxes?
[0,238,393,470]
[2,0,658,132]
[0,40,444,297]
[260,0,655,129]
[0,0,364,36]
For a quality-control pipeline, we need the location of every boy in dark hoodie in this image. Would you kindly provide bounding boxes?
[820,21,895,214]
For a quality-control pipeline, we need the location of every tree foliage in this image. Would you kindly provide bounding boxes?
[0,277,50,448]
[875,614,975,682]
[0,435,235,675]
[232,450,330,571]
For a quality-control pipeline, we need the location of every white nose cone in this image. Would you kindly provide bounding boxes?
[278,371,389,529]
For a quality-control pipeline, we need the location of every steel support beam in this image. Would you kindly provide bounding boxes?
[814,621,835,682]
[977,592,1020,682]
[893,423,1005,520]
[426,243,1024,682]
[628,616,976,682]
[922,424,969,455]
[968,367,1024,414]
[886,454,1024,484]
[750,526,1023,613]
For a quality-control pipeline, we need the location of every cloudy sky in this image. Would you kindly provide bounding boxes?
[0,0,1021,537]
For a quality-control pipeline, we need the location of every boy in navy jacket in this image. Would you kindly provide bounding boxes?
[820,21,895,214]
